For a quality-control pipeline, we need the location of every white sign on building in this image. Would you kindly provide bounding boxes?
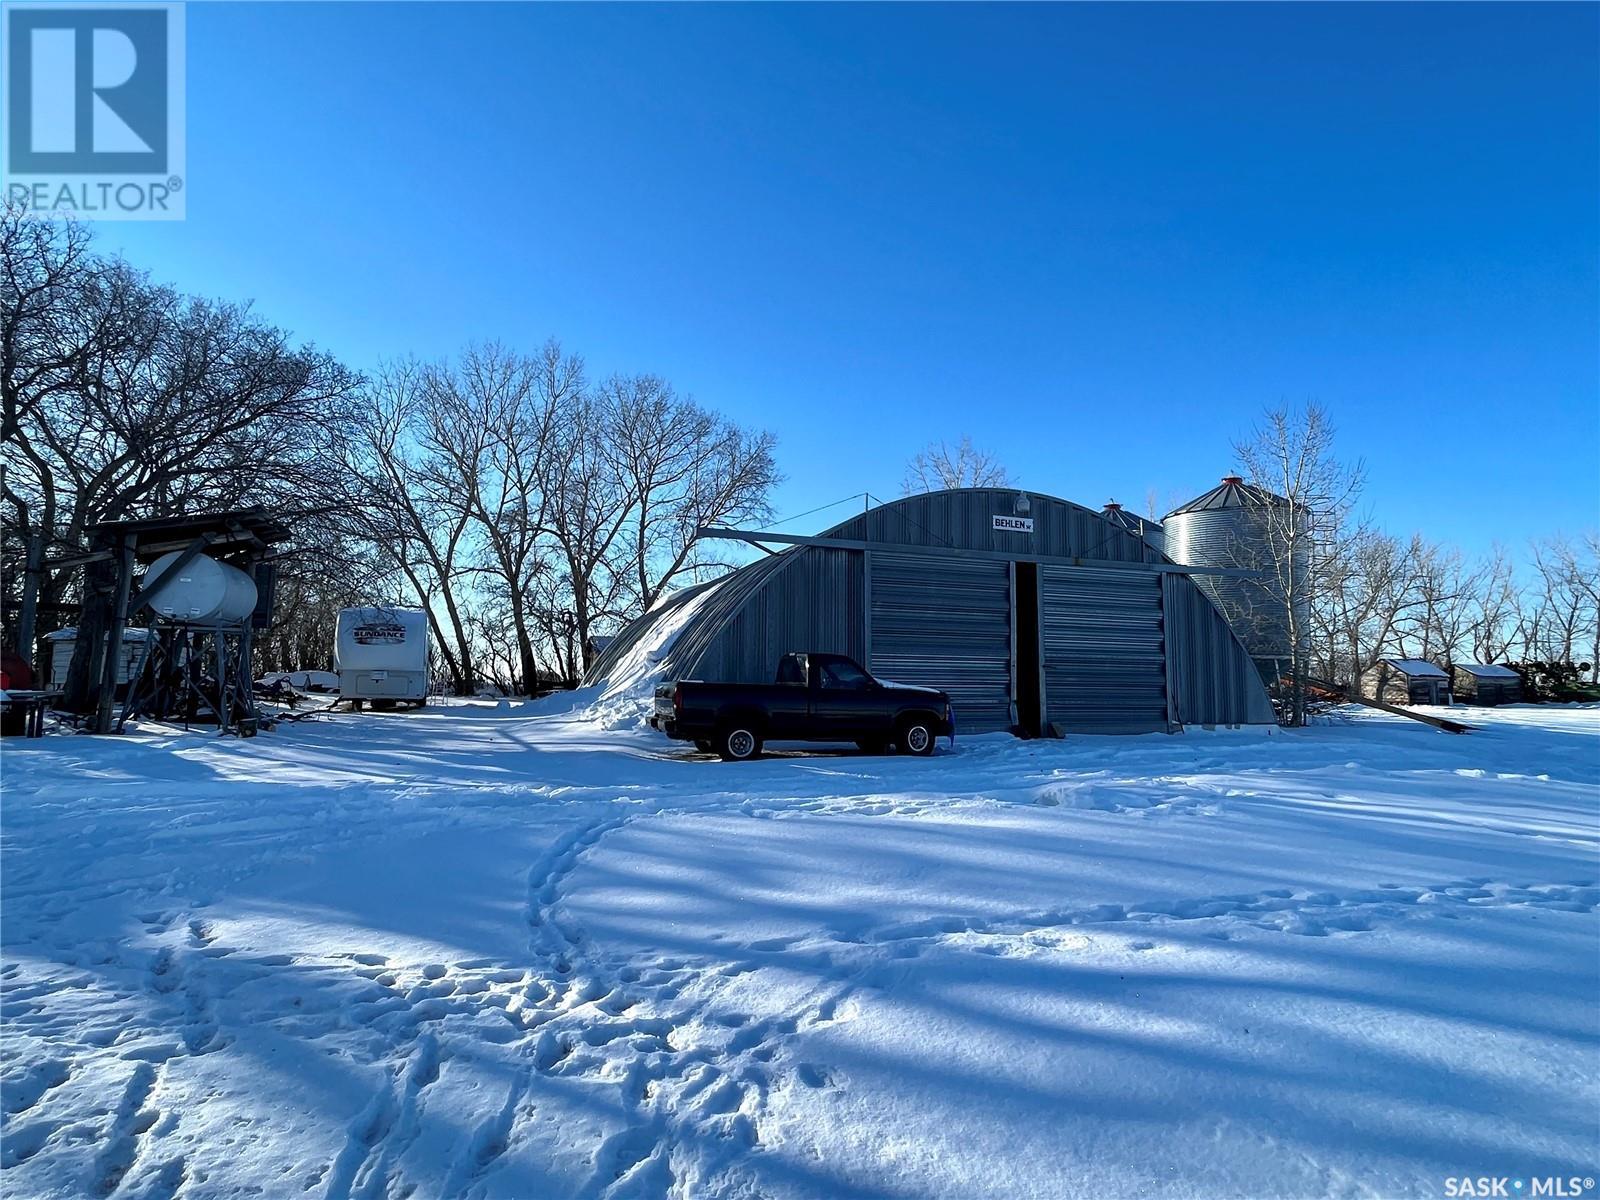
[992,515,1034,533]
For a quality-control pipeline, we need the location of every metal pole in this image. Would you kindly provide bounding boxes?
[93,534,137,734]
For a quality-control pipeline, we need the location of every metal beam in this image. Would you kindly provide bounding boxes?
[698,527,1266,579]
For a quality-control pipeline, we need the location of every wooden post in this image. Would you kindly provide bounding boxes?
[17,530,43,668]
[93,535,137,734]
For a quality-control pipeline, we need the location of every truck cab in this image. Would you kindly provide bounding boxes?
[651,652,954,761]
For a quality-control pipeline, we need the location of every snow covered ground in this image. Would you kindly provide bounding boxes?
[2,700,1596,1200]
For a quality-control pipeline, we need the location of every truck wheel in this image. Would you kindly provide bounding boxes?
[694,739,714,754]
[718,726,762,762]
[897,717,936,757]
[856,738,889,755]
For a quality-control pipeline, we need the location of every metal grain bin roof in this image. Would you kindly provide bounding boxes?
[1165,476,1289,518]
[1100,501,1165,555]
[1100,502,1161,533]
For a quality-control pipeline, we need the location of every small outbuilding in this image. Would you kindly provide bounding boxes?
[1361,658,1451,706]
[45,628,150,692]
[1451,663,1523,706]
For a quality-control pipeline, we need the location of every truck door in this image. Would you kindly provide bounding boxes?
[811,657,884,740]
[765,654,810,737]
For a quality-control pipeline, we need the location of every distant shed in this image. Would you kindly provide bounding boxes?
[1361,658,1450,706]
[1451,663,1523,706]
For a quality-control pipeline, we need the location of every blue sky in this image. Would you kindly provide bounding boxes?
[106,2,1598,552]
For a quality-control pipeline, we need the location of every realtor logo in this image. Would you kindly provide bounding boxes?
[3,2,185,219]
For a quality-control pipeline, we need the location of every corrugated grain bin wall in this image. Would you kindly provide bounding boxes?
[1163,476,1306,677]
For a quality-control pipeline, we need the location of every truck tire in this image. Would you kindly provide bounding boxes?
[718,725,762,762]
[856,738,889,755]
[897,716,936,757]
[694,739,715,754]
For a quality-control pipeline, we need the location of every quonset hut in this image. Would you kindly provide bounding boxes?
[585,488,1276,735]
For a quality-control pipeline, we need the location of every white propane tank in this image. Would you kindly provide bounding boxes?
[143,552,259,623]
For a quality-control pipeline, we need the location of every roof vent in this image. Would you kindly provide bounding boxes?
[1104,501,1122,512]
[1221,475,1243,486]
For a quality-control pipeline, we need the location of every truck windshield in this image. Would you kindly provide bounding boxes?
[819,660,871,690]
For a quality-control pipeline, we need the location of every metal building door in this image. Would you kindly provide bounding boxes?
[1040,565,1169,734]
[868,552,1014,732]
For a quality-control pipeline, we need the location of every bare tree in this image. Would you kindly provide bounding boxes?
[535,387,633,672]
[338,361,480,694]
[903,436,1011,494]
[1467,545,1520,665]
[416,343,568,693]
[1309,525,1416,689]
[2,206,102,451]
[1519,533,1599,673]
[1397,539,1484,666]
[605,373,779,613]
[1233,403,1364,724]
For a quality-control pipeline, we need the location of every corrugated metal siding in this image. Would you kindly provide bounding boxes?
[652,553,796,682]
[1040,566,1168,733]
[869,551,1013,732]
[1162,572,1277,726]
[826,489,1156,563]
[687,548,864,682]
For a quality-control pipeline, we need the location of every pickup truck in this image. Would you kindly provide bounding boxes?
[651,652,954,761]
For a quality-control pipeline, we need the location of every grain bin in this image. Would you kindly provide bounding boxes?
[1100,502,1164,558]
[143,552,259,624]
[1164,475,1306,682]
[334,607,430,707]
